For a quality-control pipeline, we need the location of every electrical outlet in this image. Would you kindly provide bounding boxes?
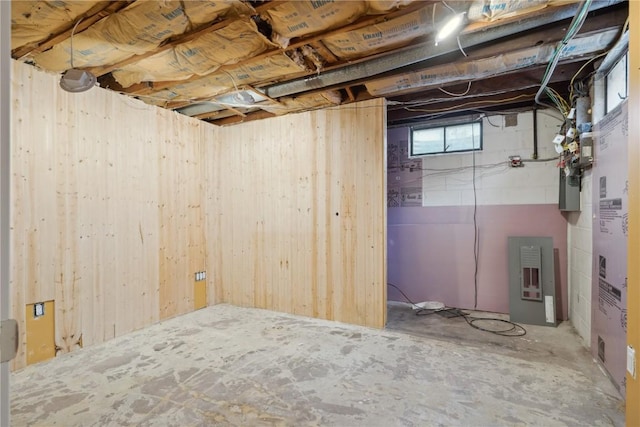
[33,302,45,318]
[194,271,206,281]
[509,155,523,167]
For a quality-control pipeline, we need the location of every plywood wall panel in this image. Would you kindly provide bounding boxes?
[158,115,205,320]
[207,99,387,328]
[11,60,386,369]
[10,61,205,369]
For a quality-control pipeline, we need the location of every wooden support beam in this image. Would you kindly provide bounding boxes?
[308,40,339,64]
[245,85,282,105]
[218,105,247,118]
[11,1,131,60]
[165,100,193,110]
[192,110,224,120]
[345,87,356,102]
[209,109,276,126]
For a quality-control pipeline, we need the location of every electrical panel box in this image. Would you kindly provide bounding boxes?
[519,246,542,301]
[559,169,580,211]
[508,236,557,327]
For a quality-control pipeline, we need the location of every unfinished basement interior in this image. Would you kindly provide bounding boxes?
[1,0,639,425]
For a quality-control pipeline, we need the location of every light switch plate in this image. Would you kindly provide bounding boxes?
[628,346,636,378]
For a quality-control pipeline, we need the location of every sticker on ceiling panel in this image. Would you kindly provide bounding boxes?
[264,1,367,47]
[323,6,433,60]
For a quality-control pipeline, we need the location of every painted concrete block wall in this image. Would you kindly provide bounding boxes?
[566,78,605,347]
[567,171,593,346]
[419,112,561,206]
[388,111,569,318]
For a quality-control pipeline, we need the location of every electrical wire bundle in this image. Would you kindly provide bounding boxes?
[387,283,526,337]
[535,0,593,114]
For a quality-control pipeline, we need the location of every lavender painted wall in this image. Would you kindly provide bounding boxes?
[388,205,568,317]
[387,113,568,318]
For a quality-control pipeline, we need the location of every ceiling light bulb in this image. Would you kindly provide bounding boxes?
[435,12,466,46]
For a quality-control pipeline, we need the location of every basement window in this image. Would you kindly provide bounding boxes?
[410,121,482,157]
[605,51,628,114]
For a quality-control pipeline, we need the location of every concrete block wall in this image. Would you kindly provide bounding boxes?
[565,77,603,346]
[421,112,561,206]
[567,172,593,346]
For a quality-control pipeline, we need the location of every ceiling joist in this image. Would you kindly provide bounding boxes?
[11,1,132,60]
[118,0,429,95]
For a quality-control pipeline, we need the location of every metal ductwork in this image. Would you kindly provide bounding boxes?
[264,0,624,99]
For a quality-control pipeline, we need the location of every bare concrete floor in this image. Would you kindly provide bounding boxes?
[11,304,624,426]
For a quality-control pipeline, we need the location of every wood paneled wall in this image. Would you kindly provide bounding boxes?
[10,61,387,369]
[11,61,206,369]
[207,99,387,328]
[627,1,639,422]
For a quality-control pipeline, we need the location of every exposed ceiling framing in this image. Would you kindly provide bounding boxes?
[10,0,628,126]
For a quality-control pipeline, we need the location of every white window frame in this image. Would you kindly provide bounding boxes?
[409,121,482,157]
[605,51,628,114]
